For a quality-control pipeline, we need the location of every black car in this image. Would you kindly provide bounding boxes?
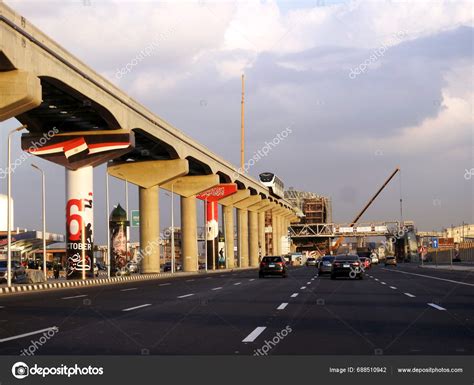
[259,256,287,278]
[331,254,364,280]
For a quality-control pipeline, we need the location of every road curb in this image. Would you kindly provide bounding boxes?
[0,267,257,296]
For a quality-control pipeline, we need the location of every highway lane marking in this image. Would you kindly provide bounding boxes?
[242,327,266,343]
[234,282,242,285]
[277,303,289,310]
[380,282,386,285]
[177,294,194,298]
[427,303,447,311]
[389,286,397,290]
[205,277,212,279]
[300,286,306,290]
[122,304,151,312]
[0,326,58,343]
[249,279,255,281]
[120,288,138,292]
[404,293,416,298]
[61,295,87,300]
[382,269,474,287]
[0,306,4,309]
[212,287,223,291]
[375,278,379,281]
[306,281,311,284]
[290,293,299,298]
[159,283,171,286]
[186,279,195,282]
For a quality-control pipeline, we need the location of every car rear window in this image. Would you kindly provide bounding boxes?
[262,256,283,262]
[335,255,358,261]
[322,256,334,261]
[307,258,315,261]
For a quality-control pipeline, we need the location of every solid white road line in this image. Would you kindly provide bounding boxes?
[122,304,151,312]
[382,268,474,287]
[0,326,58,343]
[159,283,171,286]
[61,294,87,300]
[428,303,447,311]
[389,286,397,290]
[277,303,288,310]
[212,287,223,291]
[242,327,267,343]
[177,294,194,299]
[300,286,307,290]
[291,293,299,298]
[120,288,137,292]
[404,293,416,298]
[234,282,242,285]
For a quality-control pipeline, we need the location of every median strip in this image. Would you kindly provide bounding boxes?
[122,304,151,312]
[242,327,266,343]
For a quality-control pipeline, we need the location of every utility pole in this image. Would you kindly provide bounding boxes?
[241,74,245,171]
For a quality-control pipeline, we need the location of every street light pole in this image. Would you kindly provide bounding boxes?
[106,169,111,278]
[171,183,175,274]
[7,125,26,287]
[31,164,47,282]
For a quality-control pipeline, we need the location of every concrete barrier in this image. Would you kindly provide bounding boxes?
[26,269,46,283]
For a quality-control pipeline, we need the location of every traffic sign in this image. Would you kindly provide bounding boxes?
[131,210,140,227]
[432,238,438,249]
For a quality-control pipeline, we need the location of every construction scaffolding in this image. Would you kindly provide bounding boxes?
[285,188,332,224]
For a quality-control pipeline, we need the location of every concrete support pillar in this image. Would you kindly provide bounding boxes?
[181,195,198,272]
[258,211,266,259]
[237,209,249,267]
[272,212,279,256]
[223,205,235,269]
[249,211,259,267]
[139,185,160,273]
[65,166,94,279]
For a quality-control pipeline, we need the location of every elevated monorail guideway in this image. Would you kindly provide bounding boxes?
[0,3,298,277]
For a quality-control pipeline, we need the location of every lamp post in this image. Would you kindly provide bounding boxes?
[7,125,26,287]
[106,169,111,278]
[31,164,47,282]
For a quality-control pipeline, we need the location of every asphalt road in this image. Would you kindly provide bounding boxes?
[0,263,472,355]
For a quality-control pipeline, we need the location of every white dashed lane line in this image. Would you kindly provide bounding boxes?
[159,283,171,287]
[428,303,447,311]
[300,286,306,290]
[177,294,194,299]
[186,279,195,282]
[380,282,386,285]
[122,304,151,312]
[249,279,255,282]
[61,295,87,300]
[120,288,137,292]
[234,282,242,286]
[404,293,416,298]
[0,326,58,343]
[290,293,299,298]
[277,303,288,310]
[389,286,397,290]
[242,327,266,343]
[212,287,223,291]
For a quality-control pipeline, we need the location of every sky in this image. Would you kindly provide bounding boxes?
[0,0,472,245]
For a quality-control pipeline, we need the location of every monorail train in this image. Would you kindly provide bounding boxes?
[259,172,285,198]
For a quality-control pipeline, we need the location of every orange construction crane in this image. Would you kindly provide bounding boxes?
[330,167,400,252]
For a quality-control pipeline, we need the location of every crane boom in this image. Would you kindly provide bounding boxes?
[331,167,400,252]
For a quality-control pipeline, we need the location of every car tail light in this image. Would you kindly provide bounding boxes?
[353,262,359,266]
[334,262,340,267]
[260,262,266,267]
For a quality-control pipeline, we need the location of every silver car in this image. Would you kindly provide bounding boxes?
[0,260,26,282]
[306,257,317,266]
[318,255,335,275]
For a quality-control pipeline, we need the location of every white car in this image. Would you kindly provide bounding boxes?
[370,253,379,264]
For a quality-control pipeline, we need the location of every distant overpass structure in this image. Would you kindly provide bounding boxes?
[289,221,403,238]
[0,3,298,278]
